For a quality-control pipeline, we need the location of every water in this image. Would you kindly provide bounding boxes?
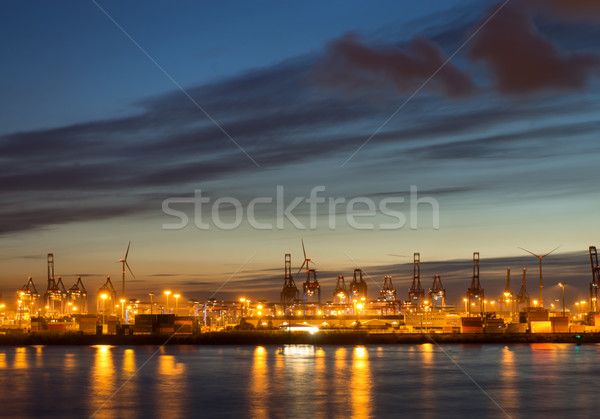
[0,343,597,418]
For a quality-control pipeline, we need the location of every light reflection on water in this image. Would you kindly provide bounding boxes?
[249,346,268,418]
[351,346,372,419]
[89,345,116,419]
[156,354,186,419]
[0,344,599,417]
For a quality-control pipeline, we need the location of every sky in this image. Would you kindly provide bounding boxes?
[1,0,599,309]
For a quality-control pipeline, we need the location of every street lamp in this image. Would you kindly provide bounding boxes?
[463,298,468,314]
[149,293,154,314]
[558,283,566,317]
[239,297,246,318]
[120,299,126,321]
[101,293,108,331]
[164,290,171,314]
[174,294,180,316]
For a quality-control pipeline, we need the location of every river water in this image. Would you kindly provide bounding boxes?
[0,343,597,418]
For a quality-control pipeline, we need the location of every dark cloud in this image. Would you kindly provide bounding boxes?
[524,0,600,21]
[313,33,476,98]
[469,5,600,94]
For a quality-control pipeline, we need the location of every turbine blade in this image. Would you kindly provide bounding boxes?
[125,241,131,260]
[296,260,306,276]
[302,239,307,261]
[125,261,135,278]
[518,247,540,258]
[541,245,561,259]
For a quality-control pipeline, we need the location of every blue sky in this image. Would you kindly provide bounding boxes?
[1,0,599,307]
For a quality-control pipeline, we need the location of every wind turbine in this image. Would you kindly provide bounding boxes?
[296,239,314,280]
[297,239,320,303]
[519,245,560,308]
[119,242,135,300]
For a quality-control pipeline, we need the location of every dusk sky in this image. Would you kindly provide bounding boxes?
[1,0,599,307]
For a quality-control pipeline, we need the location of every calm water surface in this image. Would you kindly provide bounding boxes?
[0,343,597,418]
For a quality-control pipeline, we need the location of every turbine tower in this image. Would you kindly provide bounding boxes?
[119,242,135,301]
[519,246,560,308]
[297,240,320,303]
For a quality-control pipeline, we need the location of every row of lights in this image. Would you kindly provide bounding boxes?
[99,290,183,317]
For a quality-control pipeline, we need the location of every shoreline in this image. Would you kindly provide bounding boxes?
[0,331,593,346]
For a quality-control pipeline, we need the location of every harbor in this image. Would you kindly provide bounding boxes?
[2,245,600,342]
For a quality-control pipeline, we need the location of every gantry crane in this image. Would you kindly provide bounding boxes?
[590,246,600,312]
[502,267,514,314]
[67,276,88,314]
[280,253,298,304]
[466,252,484,315]
[333,275,348,304]
[303,268,320,303]
[378,275,396,302]
[515,267,530,309]
[18,276,39,317]
[97,276,117,315]
[349,268,367,301]
[429,274,446,307]
[408,253,424,305]
[45,253,66,315]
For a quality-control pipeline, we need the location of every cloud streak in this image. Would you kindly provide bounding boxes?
[314,33,476,98]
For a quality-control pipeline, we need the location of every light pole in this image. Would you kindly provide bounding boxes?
[239,297,246,319]
[174,294,180,316]
[101,293,108,332]
[149,293,154,314]
[558,283,566,317]
[164,290,171,314]
[463,298,468,314]
[120,299,126,321]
